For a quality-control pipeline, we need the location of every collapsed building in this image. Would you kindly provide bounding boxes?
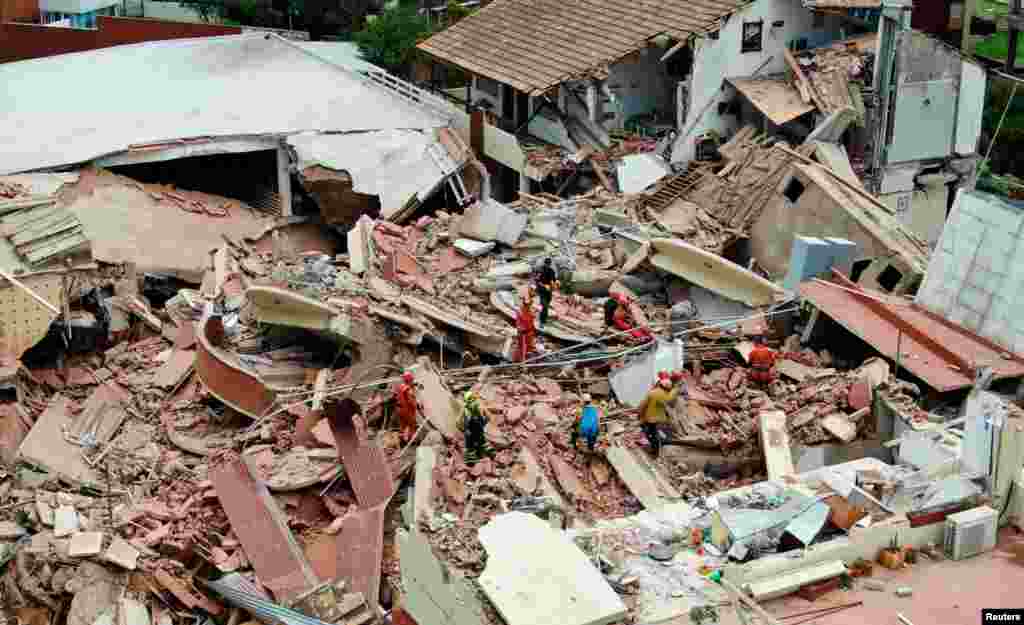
[1,10,1024,625]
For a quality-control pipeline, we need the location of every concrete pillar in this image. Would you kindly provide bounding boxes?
[586,80,601,123]
[519,96,533,195]
[276,144,293,217]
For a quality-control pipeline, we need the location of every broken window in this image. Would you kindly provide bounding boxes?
[741,20,763,53]
[783,177,806,203]
[877,264,904,292]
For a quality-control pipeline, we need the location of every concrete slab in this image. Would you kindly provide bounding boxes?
[820,414,857,443]
[617,153,671,194]
[54,505,79,537]
[410,356,460,438]
[478,512,626,625]
[17,395,100,487]
[412,446,438,529]
[398,529,484,625]
[151,349,195,390]
[102,536,139,570]
[759,410,795,481]
[453,238,495,257]
[605,445,669,511]
[68,531,104,557]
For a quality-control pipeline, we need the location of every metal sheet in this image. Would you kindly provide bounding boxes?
[205,575,333,625]
[800,279,1024,392]
[608,340,680,408]
[888,79,957,163]
[783,501,830,545]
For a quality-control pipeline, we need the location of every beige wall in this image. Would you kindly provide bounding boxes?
[879,181,949,247]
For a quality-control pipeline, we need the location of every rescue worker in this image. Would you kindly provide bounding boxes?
[514,288,537,362]
[611,293,654,342]
[637,372,680,457]
[458,390,491,465]
[603,294,620,334]
[748,336,777,389]
[535,258,559,329]
[570,394,601,453]
[394,371,421,444]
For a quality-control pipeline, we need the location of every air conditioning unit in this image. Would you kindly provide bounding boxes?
[944,505,998,561]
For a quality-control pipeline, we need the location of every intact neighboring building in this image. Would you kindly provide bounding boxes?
[38,0,120,27]
[0,15,240,63]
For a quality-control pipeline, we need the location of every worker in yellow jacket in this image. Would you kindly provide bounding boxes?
[637,371,685,457]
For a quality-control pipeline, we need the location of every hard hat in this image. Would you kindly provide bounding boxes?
[657,370,670,380]
[581,393,592,402]
[402,372,414,383]
[670,371,684,382]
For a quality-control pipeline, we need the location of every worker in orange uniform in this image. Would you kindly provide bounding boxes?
[637,372,681,458]
[394,371,422,444]
[514,288,537,362]
[611,293,654,343]
[748,336,777,389]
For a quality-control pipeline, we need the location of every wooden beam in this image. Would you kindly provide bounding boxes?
[784,48,826,111]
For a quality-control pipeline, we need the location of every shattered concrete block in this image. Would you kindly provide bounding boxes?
[478,512,626,625]
[54,505,79,537]
[820,414,857,443]
[103,536,139,570]
[68,532,104,557]
[453,238,495,257]
[35,500,54,526]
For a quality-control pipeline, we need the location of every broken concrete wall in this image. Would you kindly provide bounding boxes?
[750,164,925,292]
[297,165,381,232]
[397,529,484,625]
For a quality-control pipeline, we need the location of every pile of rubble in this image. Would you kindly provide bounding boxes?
[0,90,1015,625]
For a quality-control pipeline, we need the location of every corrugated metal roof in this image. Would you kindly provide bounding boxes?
[418,0,745,95]
[799,278,1024,392]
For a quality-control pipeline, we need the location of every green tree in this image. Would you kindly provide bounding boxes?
[352,4,433,74]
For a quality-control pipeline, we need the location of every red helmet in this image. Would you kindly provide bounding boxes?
[670,371,684,382]
[402,372,414,383]
[657,370,670,380]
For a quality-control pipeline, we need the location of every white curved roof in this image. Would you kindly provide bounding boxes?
[0,33,449,174]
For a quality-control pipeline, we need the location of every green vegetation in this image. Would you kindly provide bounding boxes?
[975,32,1024,64]
[353,4,434,74]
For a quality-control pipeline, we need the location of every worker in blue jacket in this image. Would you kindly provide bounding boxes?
[570,394,601,453]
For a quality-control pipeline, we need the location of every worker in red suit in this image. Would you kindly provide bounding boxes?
[748,336,777,388]
[395,371,422,443]
[611,293,654,343]
[514,288,537,362]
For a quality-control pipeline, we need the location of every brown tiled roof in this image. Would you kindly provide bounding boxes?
[803,0,880,8]
[417,0,746,96]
